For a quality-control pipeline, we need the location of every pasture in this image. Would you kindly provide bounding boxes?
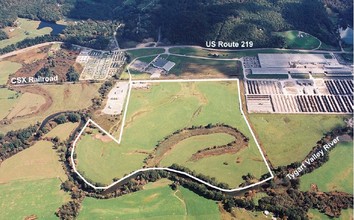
[273,30,321,49]
[0,140,70,219]
[0,83,100,133]
[0,18,52,49]
[0,61,22,85]
[75,81,269,187]
[248,114,348,167]
[0,141,67,183]
[0,178,70,220]
[78,179,220,220]
[300,141,353,194]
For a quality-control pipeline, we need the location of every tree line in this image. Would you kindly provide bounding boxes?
[0,0,349,51]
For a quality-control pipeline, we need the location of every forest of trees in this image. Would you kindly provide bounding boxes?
[0,0,352,50]
[66,67,79,82]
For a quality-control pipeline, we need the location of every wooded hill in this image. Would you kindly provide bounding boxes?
[0,0,352,49]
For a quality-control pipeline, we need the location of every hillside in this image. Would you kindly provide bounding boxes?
[0,0,352,49]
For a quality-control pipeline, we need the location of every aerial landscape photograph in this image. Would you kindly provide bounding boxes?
[0,0,353,219]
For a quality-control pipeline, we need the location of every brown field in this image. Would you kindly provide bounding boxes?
[0,141,67,183]
[0,83,100,133]
[5,45,80,82]
[5,46,50,64]
[6,92,46,119]
[43,122,79,141]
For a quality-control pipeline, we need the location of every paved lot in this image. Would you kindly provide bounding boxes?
[102,82,129,115]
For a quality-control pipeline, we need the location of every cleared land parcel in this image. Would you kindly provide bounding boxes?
[75,81,270,188]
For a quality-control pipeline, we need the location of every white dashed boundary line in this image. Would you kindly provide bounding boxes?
[70,78,274,192]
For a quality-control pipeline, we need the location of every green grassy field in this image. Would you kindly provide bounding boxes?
[273,30,321,49]
[307,208,353,220]
[76,81,269,187]
[0,140,70,219]
[137,55,158,63]
[44,122,79,141]
[0,88,21,121]
[0,61,22,85]
[300,141,353,194]
[0,18,52,49]
[127,48,165,60]
[166,55,242,78]
[78,179,220,220]
[248,114,348,167]
[0,178,70,220]
[168,47,320,59]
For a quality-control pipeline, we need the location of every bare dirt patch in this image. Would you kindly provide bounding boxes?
[93,133,112,143]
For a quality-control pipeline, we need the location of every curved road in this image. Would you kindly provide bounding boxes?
[0,40,351,63]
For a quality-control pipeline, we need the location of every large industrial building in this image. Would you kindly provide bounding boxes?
[248,53,353,76]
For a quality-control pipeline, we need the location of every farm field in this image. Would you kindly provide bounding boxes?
[0,140,70,219]
[78,179,220,220]
[0,18,52,49]
[273,30,321,49]
[0,178,69,220]
[0,60,22,85]
[44,122,80,141]
[75,81,269,187]
[0,88,21,120]
[307,208,353,220]
[248,114,348,167]
[300,141,353,194]
[6,92,46,119]
[0,141,67,183]
[0,83,100,133]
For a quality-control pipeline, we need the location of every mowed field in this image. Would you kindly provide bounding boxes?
[300,141,353,194]
[0,140,70,219]
[166,55,242,78]
[0,18,52,49]
[273,30,321,49]
[75,81,269,187]
[78,179,220,220]
[0,60,22,85]
[0,83,100,133]
[248,114,348,167]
